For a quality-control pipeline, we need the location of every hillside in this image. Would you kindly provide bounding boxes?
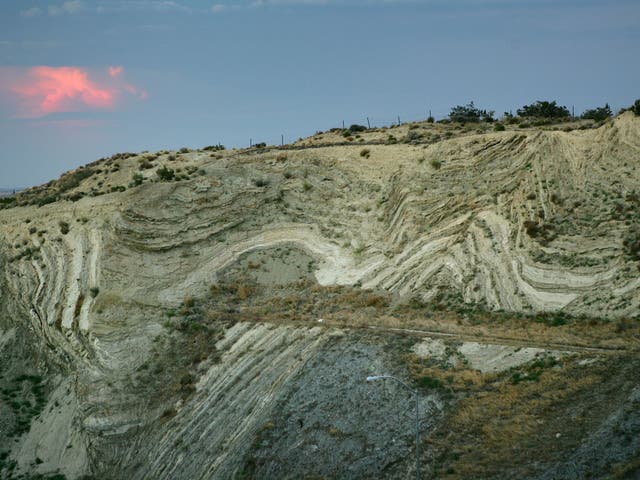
[0,113,639,479]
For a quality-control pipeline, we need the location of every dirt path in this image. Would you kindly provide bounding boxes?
[364,325,634,354]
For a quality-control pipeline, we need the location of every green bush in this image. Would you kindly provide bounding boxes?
[252,178,269,187]
[581,104,612,121]
[132,173,144,186]
[448,101,494,123]
[156,166,175,181]
[202,144,225,151]
[631,99,640,116]
[59,221,70,235]
[517,100,570,119]
[418,376,443,389]
[57,167,96,194]
[494,123,505,131]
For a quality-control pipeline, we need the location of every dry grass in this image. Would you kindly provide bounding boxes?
[197,281,640,353]
[427,357,622,479]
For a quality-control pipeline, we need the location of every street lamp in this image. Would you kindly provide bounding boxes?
[366,375,421,480]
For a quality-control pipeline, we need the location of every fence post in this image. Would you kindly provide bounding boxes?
[397,115,401,125]
[367,117,371,129]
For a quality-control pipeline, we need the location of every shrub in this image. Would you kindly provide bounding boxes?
[132,173,144,186]
[349,124,367,132]
[427,116,434,123]
[581,104,612,122]
[404,131,422,143]
[57,167,96,194]
[517,100,570,119]
[448,101,494,123]
[494,123,505,131]
[179,147,190,154]
[360,148,371,158]
[417,376,443,389]
[623,228,640,261]
[252,178,269,187]
[631,99,640,116]
[430,159,442,170]
[89,287,100,298]
[138,159,153,170]
[157,166,175,181]
[202,144,225,151]
[59,221,70,235]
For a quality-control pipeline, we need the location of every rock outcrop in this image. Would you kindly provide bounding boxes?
[1,113,639,479]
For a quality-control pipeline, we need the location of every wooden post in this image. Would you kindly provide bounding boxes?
[250,138,252,147]
[367,117,370,129]
[281,134,284,146]
[342,120,345,129]
[398,115,401,125]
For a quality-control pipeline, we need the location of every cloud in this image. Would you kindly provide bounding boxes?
[96,1,193,14]
[0,66,147,118]
[20,7,43,17]
[108,65,124,78]
[123,83,149,100]
[48,0,84,16]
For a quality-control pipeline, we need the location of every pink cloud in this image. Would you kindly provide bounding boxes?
[123,83,149,100]
[108,65,123,78]
[1,65,147,118]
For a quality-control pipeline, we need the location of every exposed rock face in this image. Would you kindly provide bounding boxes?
[0,114,639,478]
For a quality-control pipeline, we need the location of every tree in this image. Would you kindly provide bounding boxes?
[632,99,640,116]
[448,101,494,123]
[517,101,570,119]
[581,104,612,122]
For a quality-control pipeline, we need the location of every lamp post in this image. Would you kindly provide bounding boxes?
[366,375,420,480]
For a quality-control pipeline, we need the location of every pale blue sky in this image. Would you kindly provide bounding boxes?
[1,0,639,187]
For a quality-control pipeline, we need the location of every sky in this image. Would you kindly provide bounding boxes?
[0,0,639,188]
